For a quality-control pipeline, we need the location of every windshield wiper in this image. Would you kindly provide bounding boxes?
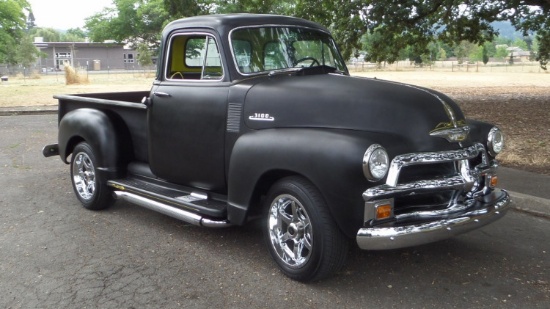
[267,67,304,77]
[265,65,346,77]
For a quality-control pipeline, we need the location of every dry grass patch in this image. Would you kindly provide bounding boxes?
[0,73,153,107]
[64,65,89,85]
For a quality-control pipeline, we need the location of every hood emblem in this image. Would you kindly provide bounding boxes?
[430,96,469,143]
[430,121,470,142]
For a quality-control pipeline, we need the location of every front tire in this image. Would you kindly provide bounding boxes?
[264,176,349,282]
[70,142,114,210]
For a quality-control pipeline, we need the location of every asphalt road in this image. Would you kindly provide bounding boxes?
[1,115,548,308]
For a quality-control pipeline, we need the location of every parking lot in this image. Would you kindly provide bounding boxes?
[1,114,548,308]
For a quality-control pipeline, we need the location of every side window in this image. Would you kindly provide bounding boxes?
[166,34,224,80]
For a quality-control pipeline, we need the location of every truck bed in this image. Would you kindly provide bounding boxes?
[55,91,150,162]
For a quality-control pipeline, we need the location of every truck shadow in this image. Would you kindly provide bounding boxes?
[107,199,506,283]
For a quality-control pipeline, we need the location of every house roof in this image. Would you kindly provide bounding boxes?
[33,42,126,49]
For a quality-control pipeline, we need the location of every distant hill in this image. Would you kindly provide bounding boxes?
[491,21,528,39]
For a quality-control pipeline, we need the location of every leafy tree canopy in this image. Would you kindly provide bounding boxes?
[85,0,170,47]
[361,0,549,69]
[29,27,88,42]
[15,34,41,68]
[0,0,31,63]
[30,27,61,42]
[85,0,550,69]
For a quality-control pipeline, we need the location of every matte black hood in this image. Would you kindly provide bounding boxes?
[243,74,470,151]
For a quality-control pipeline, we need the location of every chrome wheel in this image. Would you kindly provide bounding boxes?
[264,177,349,281]
[267,194,313,268]
[70,142,114,210]
[72,152,96,201]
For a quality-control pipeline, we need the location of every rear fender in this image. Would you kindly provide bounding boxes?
[59,108,131,176]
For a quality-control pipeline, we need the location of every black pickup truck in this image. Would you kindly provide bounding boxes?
[44,14,510,282]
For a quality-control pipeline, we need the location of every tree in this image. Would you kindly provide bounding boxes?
[482,45,489,65]
[512,38,529,51]
[454,41,477,64]
[136,42,153,67]
[438,47,447,61]
[535,29,550,69]
[84,1,550,69]
[0,0,31,63]
[63,28,87,42]
[163,0,209,18]
[16,34,41,70]
[361,1,549,70]
[85,0,170,47]
[495,46,509,61]
[30,28,61,42]
[28,27,86,42]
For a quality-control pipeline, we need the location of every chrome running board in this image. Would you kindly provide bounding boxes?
[113,191,232,228]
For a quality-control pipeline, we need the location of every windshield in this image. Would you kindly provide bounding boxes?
[230,26,347,74]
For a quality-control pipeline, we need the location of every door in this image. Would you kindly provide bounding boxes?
[148,32,229,192]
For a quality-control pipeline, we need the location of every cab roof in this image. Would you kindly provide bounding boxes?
[162,14,329,38]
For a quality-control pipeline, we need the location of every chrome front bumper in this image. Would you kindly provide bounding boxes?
[356,143,511,250]
[356,189,510,250]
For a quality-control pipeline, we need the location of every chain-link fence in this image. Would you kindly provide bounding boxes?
[347,60,546,74]
[1,61,157,77]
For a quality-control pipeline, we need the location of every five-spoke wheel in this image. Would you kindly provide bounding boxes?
[70,142,114,210]
[264,176,349,282]
[267,194,313,268]
[72,151,96,201]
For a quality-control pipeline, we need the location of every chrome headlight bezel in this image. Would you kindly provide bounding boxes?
[363,144,389,182]
[487,127,504,156]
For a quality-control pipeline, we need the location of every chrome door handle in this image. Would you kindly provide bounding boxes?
[153,92,171,97]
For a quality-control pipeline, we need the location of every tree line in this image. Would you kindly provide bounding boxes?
[2,0,548,71]
[361,35,542,67]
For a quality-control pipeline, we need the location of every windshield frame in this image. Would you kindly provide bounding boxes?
[228,24,348,77]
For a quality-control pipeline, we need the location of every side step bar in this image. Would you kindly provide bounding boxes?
[113,191,232,228]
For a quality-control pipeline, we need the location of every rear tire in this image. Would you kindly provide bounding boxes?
[70,142,114,210]
[264,176,349,282]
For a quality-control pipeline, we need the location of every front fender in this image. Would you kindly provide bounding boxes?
[59,108,128,175]
[227,128,410,237]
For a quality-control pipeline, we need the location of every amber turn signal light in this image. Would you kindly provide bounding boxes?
[376,204,393,220]
[490,176,498,188]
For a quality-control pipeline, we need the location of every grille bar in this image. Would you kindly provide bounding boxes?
[385,143,487,186]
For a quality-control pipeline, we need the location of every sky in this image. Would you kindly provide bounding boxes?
[27,0,114,30]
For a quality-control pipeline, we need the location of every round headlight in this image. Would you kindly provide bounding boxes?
[363,144,389,182]
[488,127,504,156]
